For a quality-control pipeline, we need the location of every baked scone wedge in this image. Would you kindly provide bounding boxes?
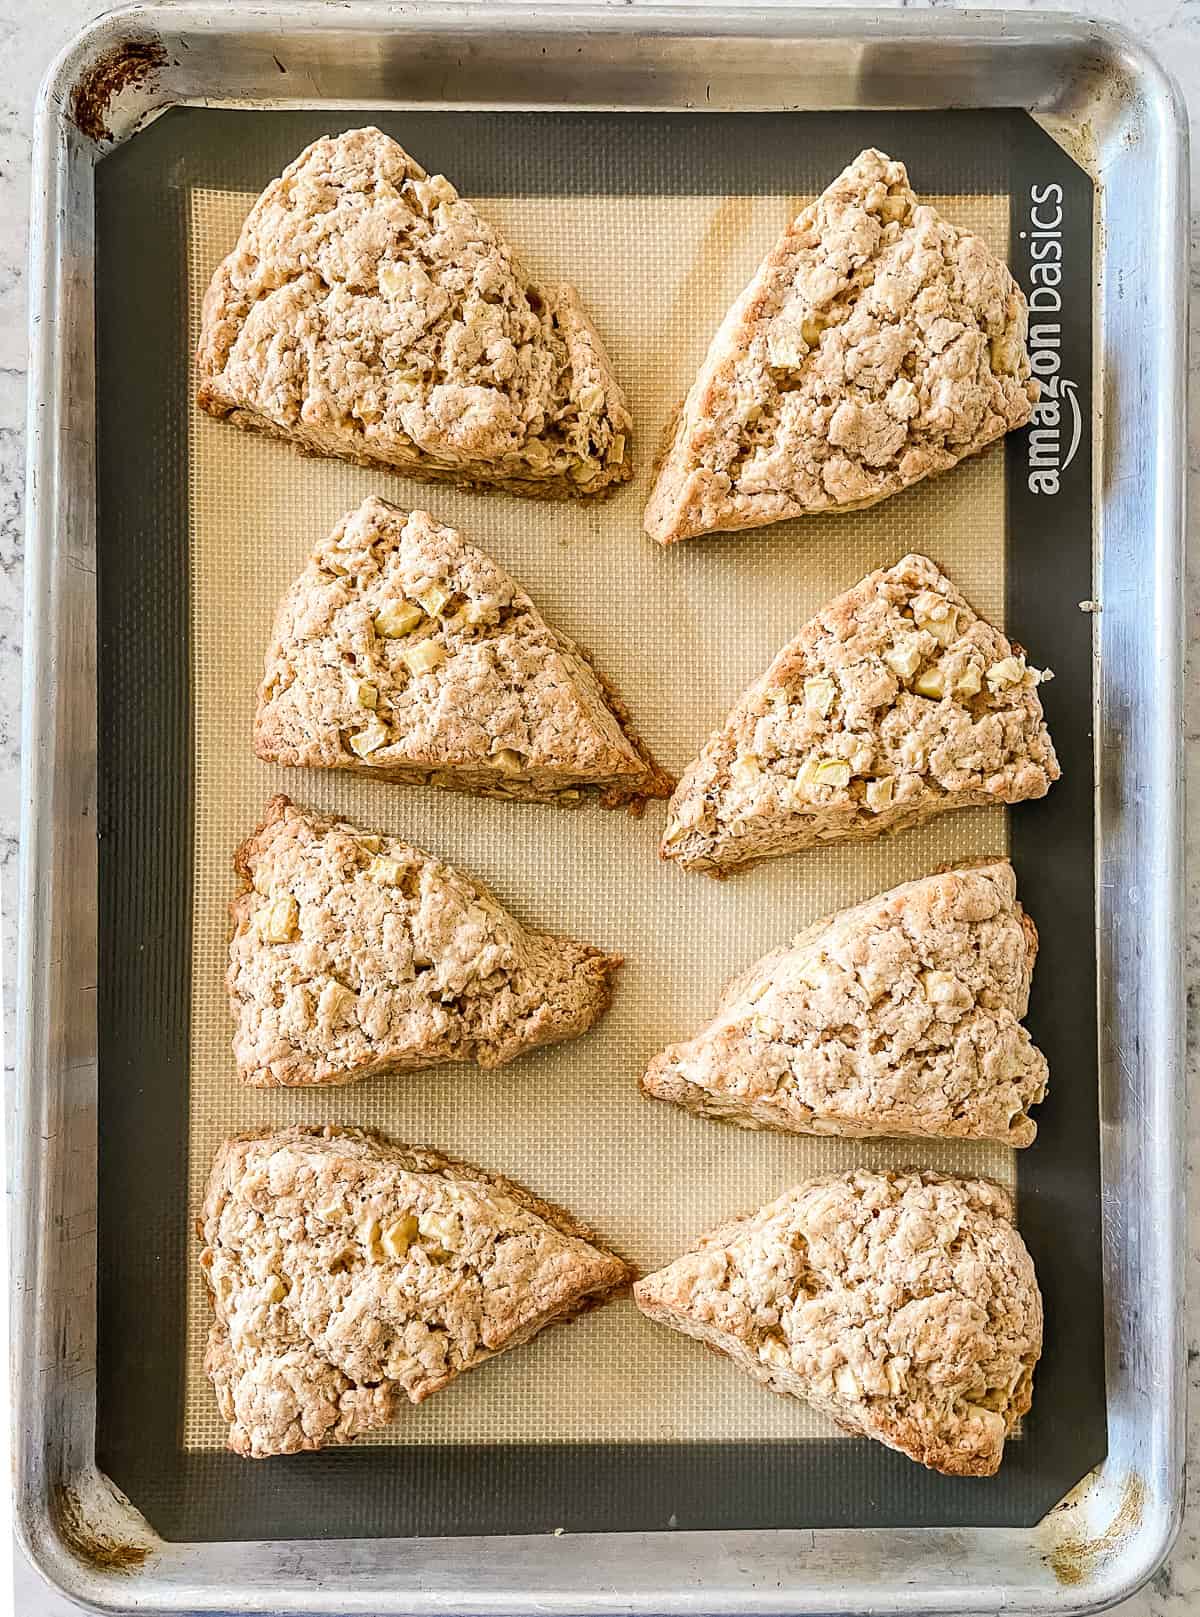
[662,553,1059,874]
[229,796,621,1087]
[644,148,1036,543]
[201,1125,630,1457]
[255,495,671,811]
[197,127,631,498]
[642,861,1047,1145]
[634,1169,1041,1477]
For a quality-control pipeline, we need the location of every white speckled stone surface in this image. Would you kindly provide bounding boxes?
[5,1,1197,1612]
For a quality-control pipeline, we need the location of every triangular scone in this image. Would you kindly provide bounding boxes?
[634,1169,1042,1477]
[254,496,672,810]
[661,553,1059,874]
[644,148,1036,543]
[197,128,631,498]
[201,1126,629,1457]
[643,862,1048,1146]
[228,797,622,1086]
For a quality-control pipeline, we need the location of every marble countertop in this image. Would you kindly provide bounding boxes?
[4,1,1197,1613]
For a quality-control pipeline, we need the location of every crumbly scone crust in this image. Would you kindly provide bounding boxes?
[200,1125,630,1457]
[661,553,1060,874]
[644,148,1037,543]
[634,1168,1042,1477]
[642,861,1048,1145]
[197,128,632,499]
[227,796,621,1087]
[254,496,672,811]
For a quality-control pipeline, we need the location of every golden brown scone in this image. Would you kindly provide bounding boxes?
[201,1125,630,1457]
[254,496,671,811]
[661,553,1059,874]
[197,128,631,498]
[642,861,1048,1146]
[228,796,621,1087]
[645,148,1036,543]
[634,1168,1041,1477]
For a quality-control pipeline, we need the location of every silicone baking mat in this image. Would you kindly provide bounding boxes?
[94,107,1105,1539]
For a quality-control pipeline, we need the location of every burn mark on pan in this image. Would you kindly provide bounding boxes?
[1044,1473,1145,1586]
[51,1484,154,1573]
[70,38,168,145]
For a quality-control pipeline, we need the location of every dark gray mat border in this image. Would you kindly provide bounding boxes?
[94,105,1103,1541]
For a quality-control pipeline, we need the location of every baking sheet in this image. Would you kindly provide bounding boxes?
[93,106,1105,1539]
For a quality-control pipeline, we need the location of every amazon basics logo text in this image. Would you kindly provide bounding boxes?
[1022,183,1082,495]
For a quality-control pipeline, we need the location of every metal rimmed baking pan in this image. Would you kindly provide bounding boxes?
[17,4,1186,1613]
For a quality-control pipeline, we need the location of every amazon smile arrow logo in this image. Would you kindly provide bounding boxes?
[1059,378,1083,472]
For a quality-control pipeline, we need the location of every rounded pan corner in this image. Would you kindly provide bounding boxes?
[13,1495,129,1617]
[1059,12,1189,155]
[35,1,175,151]
[1086,1489,1186,1616]
[1035,1470,1186,1617]
[12,1462,163,1617]
[1084,14,1188,109]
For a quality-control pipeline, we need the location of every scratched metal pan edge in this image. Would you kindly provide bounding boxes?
[16,4,1186,1613]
